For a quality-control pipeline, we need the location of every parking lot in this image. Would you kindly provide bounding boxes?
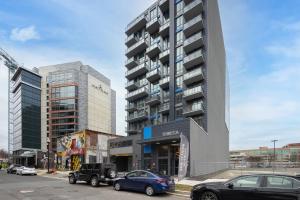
[0,170,188,200]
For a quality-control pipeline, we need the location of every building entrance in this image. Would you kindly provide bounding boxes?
[155,143,180,176]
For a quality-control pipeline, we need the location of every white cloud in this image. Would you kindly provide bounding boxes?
[10,25,40,42]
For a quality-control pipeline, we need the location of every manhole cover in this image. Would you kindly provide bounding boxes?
[20,190,34,194]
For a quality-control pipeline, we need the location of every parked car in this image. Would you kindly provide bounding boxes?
[6,164,21,174]
[191,174,300,200]
[16,166,37,176]
[113,170,175,196]
[68,163,117,187]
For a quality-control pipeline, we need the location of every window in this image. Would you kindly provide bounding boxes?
[127,171,138,178]
[176,46,183,61]
[175,108,183,119]
[140,171,155,178]
[176,61,183,75]
[176,31,183,45]
[176,76,183,89]
[266,176,293,189]
[176,16,184,31]
[231,176,260,188]
[176,1,184,15]
[293,179,300,188]
[150,8,157,20]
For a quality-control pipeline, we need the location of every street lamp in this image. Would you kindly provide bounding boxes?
[47,137,50,174]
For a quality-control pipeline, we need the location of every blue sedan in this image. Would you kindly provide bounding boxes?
[113,170,175,196]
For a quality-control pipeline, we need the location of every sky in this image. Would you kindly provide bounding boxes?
[0,0,300,150]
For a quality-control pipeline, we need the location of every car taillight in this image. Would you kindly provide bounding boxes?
[155,178,167,184]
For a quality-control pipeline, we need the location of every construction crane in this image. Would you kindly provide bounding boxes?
[0,47,20,156]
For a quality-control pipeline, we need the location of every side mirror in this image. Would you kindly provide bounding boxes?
[124,175,128,179]
[227,183,234,189]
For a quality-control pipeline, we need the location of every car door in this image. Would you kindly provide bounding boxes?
[221,175,263,200]
[124,171,139,190]
[255,176,299,200]
[78,165,88,181]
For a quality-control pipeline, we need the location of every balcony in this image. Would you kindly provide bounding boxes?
[125,103,137,112]
[183,32,204,54]
[146,17,161,34]
[183,49,205,69]
[125,57,139,70]
[159,0,169,11]
[183,67,204,85]
[183,86,204,101]
[146,95,161,106]
[125,63,149,80]
[126,87,149,101]
[126,111,148,122]
[159,76,170,89]
[126,127,139,134]
[159,49,170,63]
[146,68,161,82]
[146,42,162,58]
[183,0,203,21]
[159,20,170,37]
[126,14,147,35]
[159,102,170,114]
[183,15,204,37]
[125,38,148,58]
[125,80,139,91]
[125,34,138,47]
[183,102,204,117]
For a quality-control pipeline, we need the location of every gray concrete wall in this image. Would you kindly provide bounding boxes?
[205,0,229,169]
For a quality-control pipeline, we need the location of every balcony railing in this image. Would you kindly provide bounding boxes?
[183,102,204,116]
[159,20,170,36]
[125,34,138,47]
[183,15,203,37]
[125,86,148,101]
[125,62,149,79]
[125,103,137,112]
[146,95,161,106]
[183,32,204,53]
[183,0,203,21]
[183,67,204,84]
[159,49,170,63]
[146,17,161,34]
[159,102,170,113]
[159,76,170,88]
[125,38,148,57]
[146,68,161,82]
[146,42,162,58]
[126,111,148,122]
[183,49,204,69]
[126,14,147,35]
[183,85,204,100]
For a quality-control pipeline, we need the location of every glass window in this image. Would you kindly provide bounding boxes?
[176,1,184,15]
[176,31,183,45]
[176,61,183,75]
[150,8,157,20]
[176,46,183,61]
[176,16,183,31]
[231,176,260,188]
[127,171,138,178]
[158,145,169,157]
[266,176,293,189]
[140,171,155,178]
[176,76,183,89]
[293,179,300,188]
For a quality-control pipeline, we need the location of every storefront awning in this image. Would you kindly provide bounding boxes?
[137,134,180,145]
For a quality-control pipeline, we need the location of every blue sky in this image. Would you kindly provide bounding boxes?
[0,0,300,150]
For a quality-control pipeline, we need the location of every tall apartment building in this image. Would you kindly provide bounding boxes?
[37,61,116,153]
[11,67,42,166]
[109,0,229,176]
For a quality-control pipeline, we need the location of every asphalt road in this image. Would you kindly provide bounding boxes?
[0,170,188,200]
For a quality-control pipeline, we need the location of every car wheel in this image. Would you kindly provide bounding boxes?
[145,185,155,196]
[114,182,121,191]
[69,175,76,184]
[90,176,99,187]
[200,191,218,200]
[107,169,117,179]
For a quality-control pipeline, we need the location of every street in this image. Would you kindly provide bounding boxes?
[0,170,188,200]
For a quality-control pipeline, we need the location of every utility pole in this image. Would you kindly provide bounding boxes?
[271,140,278,162]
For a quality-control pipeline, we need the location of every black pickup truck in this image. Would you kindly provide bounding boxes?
[68,163,117,187]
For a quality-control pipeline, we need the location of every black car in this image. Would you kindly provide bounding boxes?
[68,163,117,187]
[7,164,21,174]
[191,174,300,200]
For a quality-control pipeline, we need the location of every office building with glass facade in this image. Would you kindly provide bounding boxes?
[11,67,42,166]
[38,61,116,153]
[109,0,229,177]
